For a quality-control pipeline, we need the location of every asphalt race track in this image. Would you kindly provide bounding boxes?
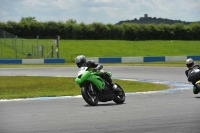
[0,66,200,133]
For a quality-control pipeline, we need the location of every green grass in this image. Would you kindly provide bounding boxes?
[0,76,168,99]
[0,44,25,58]
[1,40,200,61]
[58,40,200,61]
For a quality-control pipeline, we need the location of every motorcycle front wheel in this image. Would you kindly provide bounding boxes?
[81,85,99,106]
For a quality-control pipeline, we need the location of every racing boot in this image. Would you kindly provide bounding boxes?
[111,84,121,92]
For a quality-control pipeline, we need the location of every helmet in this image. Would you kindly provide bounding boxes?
[186,58,194,68]
[75,55,86,68]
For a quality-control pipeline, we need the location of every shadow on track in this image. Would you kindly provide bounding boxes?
[84,103,126,107]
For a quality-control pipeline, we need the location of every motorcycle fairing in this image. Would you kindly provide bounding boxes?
[75,67,105,91]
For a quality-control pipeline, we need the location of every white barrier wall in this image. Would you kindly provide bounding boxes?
[165,56,187,62]
[0,58,65,64]
[0,56,199,64]
[22,59,44,64]
[87,57,99,63]
[122,57,144,63]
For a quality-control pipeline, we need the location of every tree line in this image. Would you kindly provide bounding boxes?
[0,17,200,40]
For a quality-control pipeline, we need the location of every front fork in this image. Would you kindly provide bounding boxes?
[89,83,96,95]
[89,83,94,91]
[87,83,97,102]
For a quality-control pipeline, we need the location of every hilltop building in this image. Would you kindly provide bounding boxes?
[116,14,197,25]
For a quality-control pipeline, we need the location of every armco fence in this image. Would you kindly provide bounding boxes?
[0,58,65,64]
[0,55,199,64]
[87,55,200,63]
[0,30,60,59]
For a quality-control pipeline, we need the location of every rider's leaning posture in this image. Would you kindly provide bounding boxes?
[75,55,118,91]
[185,58,200,94]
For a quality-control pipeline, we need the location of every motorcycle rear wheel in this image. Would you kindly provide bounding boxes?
[194,84,200,94]
[81,85,99,106]
[113,84,125,104]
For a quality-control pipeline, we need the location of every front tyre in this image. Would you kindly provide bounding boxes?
[81,86,99,106]
[113,84,125,104]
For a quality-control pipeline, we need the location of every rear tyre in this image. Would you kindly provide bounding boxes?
[81,85,99,106]
[113,84,125,104]
[194,84,200,94]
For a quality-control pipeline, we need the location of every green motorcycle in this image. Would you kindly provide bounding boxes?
[75,67,126,106]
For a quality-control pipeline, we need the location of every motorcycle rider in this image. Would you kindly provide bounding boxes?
[75,55,118,91]
[185,58,200,94]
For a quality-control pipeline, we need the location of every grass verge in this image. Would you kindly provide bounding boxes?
[0,76,168,99]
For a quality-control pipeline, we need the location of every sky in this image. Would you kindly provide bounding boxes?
[0,0,200,24]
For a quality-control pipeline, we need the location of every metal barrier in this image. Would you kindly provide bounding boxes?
[0,30,60,59]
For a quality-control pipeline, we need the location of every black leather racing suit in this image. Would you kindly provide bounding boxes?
[185,64,200,85]
[86,60,113,88]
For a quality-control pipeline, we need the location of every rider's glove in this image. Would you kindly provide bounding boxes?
[93,68,98,72]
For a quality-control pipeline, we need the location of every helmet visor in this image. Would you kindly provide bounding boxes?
[76,59,85,68]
